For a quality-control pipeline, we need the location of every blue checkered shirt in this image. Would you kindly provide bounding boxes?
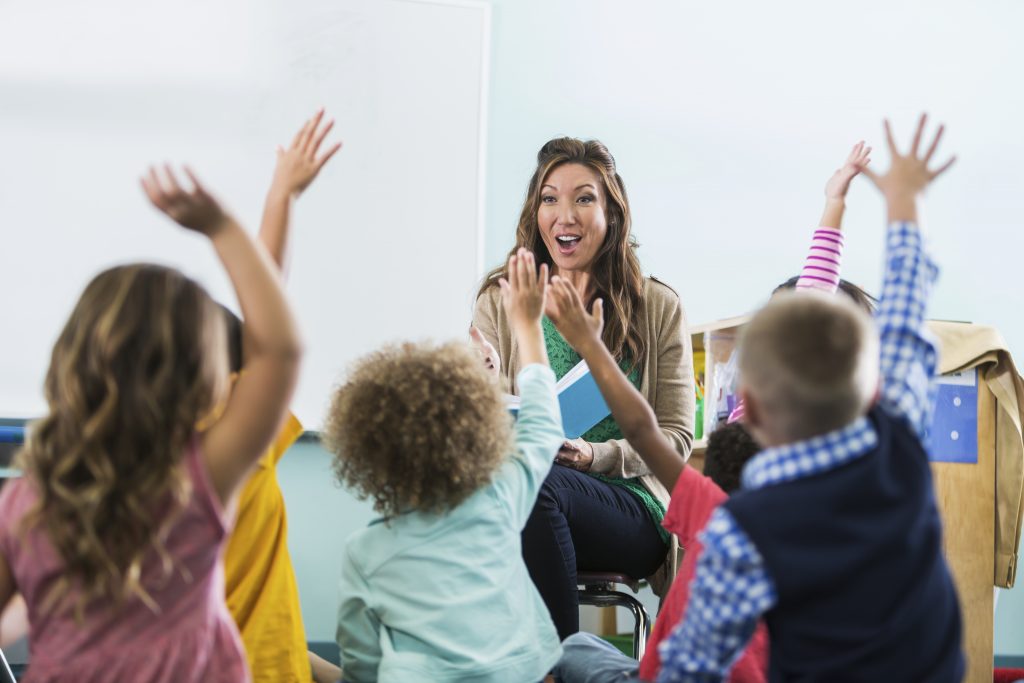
[656,222,939,682]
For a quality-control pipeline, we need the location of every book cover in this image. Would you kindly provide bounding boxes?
[504,360,611,439]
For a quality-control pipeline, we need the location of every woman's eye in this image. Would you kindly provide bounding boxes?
[577,194,595,205]
[541,195,557,204]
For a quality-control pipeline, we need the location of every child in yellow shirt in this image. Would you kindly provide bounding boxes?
[223,109,342,683]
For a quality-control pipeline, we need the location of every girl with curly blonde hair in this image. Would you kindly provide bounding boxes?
[326,249,565,683]
[0,166,302,683]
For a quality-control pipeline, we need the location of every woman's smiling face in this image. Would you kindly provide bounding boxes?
[537,162,607,274]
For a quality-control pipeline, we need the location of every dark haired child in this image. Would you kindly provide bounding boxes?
[550,141,872,683]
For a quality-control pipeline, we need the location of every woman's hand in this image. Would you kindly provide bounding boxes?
[271,108,343,199]
[824,141,872,202]
[556,438,594,471]
[141,165,234,237]
[469,326,500,378]
[547,275,604,354]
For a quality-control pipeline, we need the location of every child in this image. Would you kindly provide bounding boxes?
[548,141,871,683]
[222,109,342,683]
[0,166,302,681]
[324,249,564,682]
[658,115,963,681]
[728,141,874,424]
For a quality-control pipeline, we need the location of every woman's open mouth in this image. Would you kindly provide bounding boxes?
[555,234,582,255]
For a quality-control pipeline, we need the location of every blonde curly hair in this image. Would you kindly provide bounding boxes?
[323,341,513,517]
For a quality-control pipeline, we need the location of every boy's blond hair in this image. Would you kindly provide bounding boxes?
[323,341,514,517]
[739,290,879,442]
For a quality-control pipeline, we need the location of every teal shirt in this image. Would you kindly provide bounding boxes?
[542,318,670,544]
[336,364,565,683]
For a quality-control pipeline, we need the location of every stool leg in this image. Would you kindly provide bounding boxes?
[625,599,650,659]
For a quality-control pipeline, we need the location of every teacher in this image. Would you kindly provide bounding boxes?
[472,137,695,639]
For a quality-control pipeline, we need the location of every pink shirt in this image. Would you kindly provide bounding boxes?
[0,442,249,683]
[728,226,844,423]
[638,467,768,682]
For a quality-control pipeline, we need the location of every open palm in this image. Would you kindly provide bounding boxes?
[825,141,872,201]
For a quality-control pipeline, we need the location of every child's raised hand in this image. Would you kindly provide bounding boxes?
[141,165,231,236]
[824,141,872,201]
[272,108,343,198]
[499,248,548,331]
[546,276,604,352]
[858,114,956,209]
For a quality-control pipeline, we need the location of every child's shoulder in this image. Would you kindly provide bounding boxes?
[0,476,38,518]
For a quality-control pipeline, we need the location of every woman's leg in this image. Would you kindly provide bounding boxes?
[521,465,667,640]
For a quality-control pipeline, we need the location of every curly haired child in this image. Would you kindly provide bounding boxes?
[0,165,302,682]
[324,249,565,683]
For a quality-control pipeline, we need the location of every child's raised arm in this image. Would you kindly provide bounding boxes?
[859,114,955,438]
[799,142,871,293]
[142,166,303,505]
[547,277,685,490]
[499,248,549,369]
[490,248,562,527]
[259,108,342,276]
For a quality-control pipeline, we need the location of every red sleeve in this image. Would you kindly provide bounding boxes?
[662,465,727,546]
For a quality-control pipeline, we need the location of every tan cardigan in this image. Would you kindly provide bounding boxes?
[472,277,695,596]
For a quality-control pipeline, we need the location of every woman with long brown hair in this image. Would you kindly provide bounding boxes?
[472,137,695,639]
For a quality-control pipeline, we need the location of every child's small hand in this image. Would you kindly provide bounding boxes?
[271,108,343,198]
[141,165,232,236]
[824,141,872,201]
[858,114,956,219]
[547,275,604,353]
[499,248,548,331]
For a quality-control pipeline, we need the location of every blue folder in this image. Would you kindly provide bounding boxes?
[926,368,978,464]
[505,361,611,439]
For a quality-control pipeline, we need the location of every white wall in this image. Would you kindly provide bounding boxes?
[482,0,1024,352]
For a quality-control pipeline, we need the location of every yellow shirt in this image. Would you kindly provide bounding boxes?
[224,413,311,683]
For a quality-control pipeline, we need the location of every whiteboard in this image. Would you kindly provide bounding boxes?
[0,0,490,428]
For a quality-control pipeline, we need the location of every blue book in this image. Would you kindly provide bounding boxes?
[505,361,611,439]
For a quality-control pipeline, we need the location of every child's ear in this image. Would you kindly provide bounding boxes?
[739,387,769,448]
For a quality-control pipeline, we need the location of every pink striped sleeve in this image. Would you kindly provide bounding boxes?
[796,227,844,294]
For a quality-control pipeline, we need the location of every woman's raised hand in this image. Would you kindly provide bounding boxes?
[141,165,233,236]
[546,275,604,354]
[469,326,500,378]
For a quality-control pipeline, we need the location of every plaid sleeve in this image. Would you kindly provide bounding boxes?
[875,221,940,440]
[656,507,777,683]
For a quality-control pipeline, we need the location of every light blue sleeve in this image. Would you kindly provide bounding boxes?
[491,363,564,528]
[336,547,383,683]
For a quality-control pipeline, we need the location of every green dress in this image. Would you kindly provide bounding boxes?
[542,317,670,544]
